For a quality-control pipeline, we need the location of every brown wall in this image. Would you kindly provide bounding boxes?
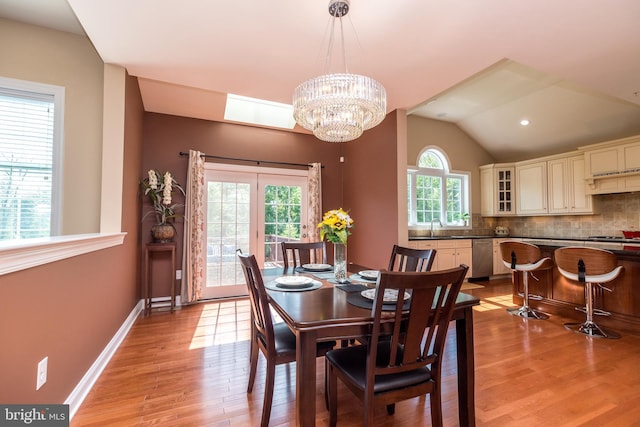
[343,113,401,270]
[141,113,346,296]
[0,74,144,403]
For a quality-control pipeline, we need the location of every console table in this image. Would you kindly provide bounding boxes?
[143,242,177,314]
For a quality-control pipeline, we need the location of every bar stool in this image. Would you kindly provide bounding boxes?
[500,241,553,319]
[554,246,623,339]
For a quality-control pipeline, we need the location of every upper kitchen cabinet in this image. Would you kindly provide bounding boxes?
[480,164,516,216]
[581,135,640,195]
[548,155,593,214]
[516,160,548,215]
[481,153,594,217]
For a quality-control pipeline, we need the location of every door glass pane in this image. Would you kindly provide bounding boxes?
[263,184,303,268]
[206,181,251,288]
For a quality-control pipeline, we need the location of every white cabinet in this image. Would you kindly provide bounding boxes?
[409,240,437,251]
[582,135,640,195]
[435,239,472,278]
[547,155,593,214]
[409,239,472,278]
[480,164,516,217]
[566,155,593,213]
[547,158,567,214]
[516,160,547,215]
[486,154,594,217]
[492,238,512,276]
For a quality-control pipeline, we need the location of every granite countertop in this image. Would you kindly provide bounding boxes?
[409,235,640,254]
[409,235,640,244]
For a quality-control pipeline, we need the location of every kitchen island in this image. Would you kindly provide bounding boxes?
[409,235,640,336]
[509,240,640,336]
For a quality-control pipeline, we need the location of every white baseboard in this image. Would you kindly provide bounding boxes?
[65,299,144,419]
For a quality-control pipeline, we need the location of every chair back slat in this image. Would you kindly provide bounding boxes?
[369,265,468,377]
[387,244,437,272]
[238,254,275,352]
[281,241,327,269]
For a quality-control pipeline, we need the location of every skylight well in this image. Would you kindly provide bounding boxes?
[224,94,296,130]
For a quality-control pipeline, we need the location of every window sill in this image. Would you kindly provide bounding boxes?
[408,225,471,231]
[0,232,126,276]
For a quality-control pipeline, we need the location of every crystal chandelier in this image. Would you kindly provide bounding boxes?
[292,0,387,143]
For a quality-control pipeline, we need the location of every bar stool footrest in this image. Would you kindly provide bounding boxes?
[573,306,611,317]
[593,308,612,317]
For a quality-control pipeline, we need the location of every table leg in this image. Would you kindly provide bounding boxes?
[455,306,476,426]
[296,329,318,426]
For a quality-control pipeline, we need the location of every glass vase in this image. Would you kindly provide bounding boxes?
[333,242,348,283]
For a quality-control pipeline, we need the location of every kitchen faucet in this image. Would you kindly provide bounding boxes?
[430,219,442,237]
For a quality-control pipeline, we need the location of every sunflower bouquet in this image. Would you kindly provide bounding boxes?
[318,208,354,246]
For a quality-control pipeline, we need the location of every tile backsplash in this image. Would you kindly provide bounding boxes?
[410,193,640,239]
[485,193,639,238]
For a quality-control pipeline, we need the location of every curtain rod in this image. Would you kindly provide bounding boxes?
[178,151,322,168]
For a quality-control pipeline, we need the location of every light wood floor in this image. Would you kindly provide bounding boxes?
[71,278,640,426]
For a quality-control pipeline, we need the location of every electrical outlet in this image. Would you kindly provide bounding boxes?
[36,357,48,390]
[176,269,182,280]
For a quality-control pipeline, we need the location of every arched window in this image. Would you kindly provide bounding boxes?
[407,147,470,227]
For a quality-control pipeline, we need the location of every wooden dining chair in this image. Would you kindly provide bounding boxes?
[387,244,437,272]
[281,241,327,269]
[237,253,335,427]
[350,244,438,346]
[325,265,469,427]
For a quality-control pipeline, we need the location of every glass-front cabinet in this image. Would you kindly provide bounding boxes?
[480,164,516,216]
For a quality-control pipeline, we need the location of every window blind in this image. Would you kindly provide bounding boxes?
[0,87,54,239]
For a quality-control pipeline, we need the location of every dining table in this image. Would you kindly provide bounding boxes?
[263,266,480,426]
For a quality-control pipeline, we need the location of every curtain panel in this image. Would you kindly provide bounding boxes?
[307,163,322,242]
[181,150,205,304]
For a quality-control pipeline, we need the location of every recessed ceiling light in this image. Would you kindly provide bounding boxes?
[520,119,530,126]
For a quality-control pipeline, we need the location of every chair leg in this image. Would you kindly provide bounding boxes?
[429,385,443,427]
[247,338,258,393]
[261,360,276,427]
[328,363,338,427]
[564,282,620,339]
[324,358,329,410]
[364,395,375,427]
[506,271,549,319]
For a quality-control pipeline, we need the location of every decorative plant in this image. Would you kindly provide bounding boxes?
[140,170,185,224]
[318,208,354,246]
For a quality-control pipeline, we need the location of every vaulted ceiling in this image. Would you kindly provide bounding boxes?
[2,0,639,161]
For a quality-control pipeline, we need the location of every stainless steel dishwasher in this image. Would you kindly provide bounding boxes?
[470,239,493,280]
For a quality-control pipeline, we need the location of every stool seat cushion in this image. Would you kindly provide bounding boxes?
[557,265,623,283]
[502,256,552,272]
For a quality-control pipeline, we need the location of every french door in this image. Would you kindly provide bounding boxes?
[202,164,309,300]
